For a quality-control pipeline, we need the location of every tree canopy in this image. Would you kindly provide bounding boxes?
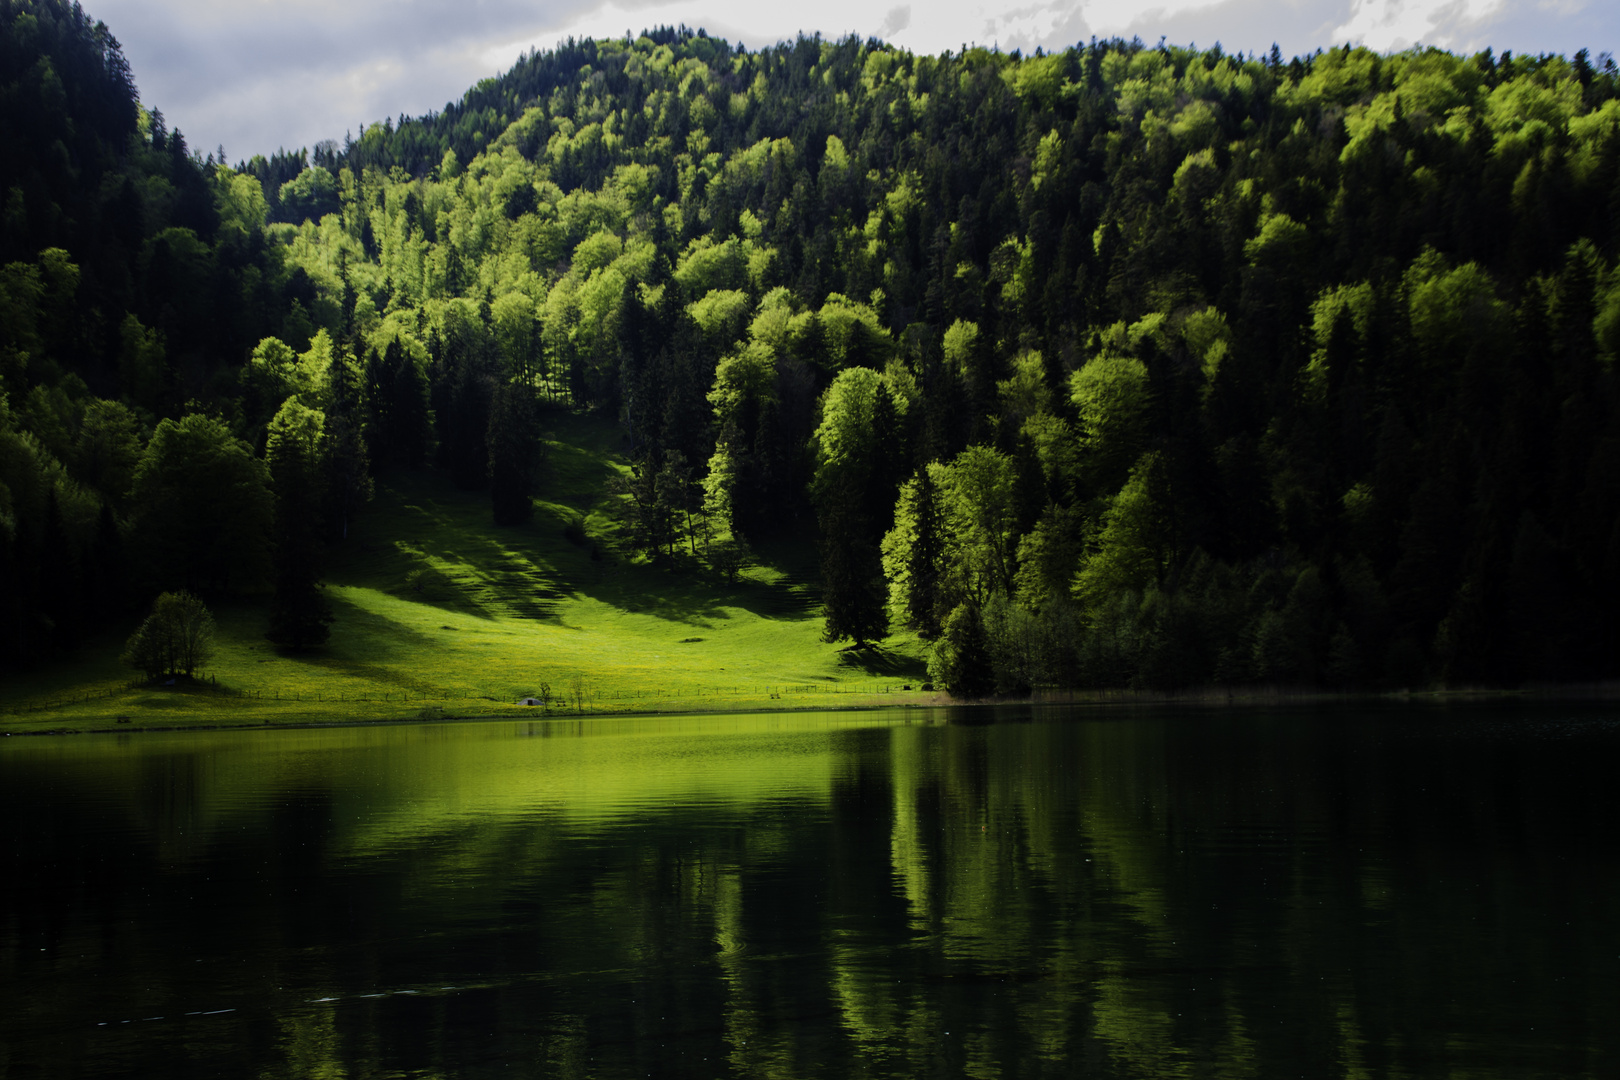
[5,0,1620,691]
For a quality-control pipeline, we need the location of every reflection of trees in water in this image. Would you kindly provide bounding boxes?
[7,713,1619,1077]
[815,718,1619,1079]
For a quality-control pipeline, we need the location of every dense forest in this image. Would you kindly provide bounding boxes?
[4,0,1619,693]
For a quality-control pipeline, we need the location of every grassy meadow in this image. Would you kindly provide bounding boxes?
[1,412,939,734]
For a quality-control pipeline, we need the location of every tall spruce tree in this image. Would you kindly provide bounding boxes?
[321,348,373,541]
[817,470,889,648]
[488,382,541,525]
[265,399,333,649]
[905,464,947,638]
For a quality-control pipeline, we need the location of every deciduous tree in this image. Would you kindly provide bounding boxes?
[129,413,272,592]
[123,590,216,679]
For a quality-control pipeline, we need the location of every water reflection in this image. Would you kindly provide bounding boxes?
[2,704,1618,1078]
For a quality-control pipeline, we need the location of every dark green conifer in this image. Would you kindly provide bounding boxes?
[488,382,542,525]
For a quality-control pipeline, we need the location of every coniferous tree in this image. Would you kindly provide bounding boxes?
[393,349,433,468]
[819,489,889,648]
[321,349,374,541]
[265,399,333,649]
[654,450,697,559]
[904,465,947,638]
[448,349,497,490]
[929,601,994,697]
[487,381,541,525]
[363,346,393,467]
[88,499,129,615]
[38,487,80,655]
[366,338,432,471]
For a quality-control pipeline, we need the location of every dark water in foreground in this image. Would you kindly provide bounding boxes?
[2,703,1618,1079]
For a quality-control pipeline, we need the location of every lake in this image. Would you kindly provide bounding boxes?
[2,702,1617,1078]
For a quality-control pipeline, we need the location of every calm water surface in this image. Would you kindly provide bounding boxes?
[2,703,1618,1078]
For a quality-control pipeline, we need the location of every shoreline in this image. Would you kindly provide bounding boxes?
[5,680,1618,737]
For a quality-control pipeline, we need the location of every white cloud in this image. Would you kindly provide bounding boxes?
[1332,0,1509,51]
[878,6,912,39]
[1082,0,1230,37]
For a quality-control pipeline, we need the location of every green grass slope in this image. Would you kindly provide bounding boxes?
[1,413,936,733]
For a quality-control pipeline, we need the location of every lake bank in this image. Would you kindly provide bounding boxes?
[7,678,1616,736]
[0,679,948,734]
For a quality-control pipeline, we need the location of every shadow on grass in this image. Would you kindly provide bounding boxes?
[336,474,581,622]
[836,644,930,680]
[544,437,623,504]
[582,553,736,627]
[128,674,213,694]
[394,565,491,618]
[321,590,442,660]
[698,535,823,622]
[332,442,829,633]
[291,654,450,696]
[122,675,251,711]
[576,530,832,627]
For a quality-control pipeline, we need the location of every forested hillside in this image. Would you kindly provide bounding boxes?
[4,0,1619,693]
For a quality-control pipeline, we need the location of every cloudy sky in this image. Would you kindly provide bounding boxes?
[85,0,1617,163]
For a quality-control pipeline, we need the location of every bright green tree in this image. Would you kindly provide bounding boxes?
[881,464,948,638]
[1073,452,1175,615]
[813,367,901,647]
[936,444,1021,605]
[1069,352,1152,496]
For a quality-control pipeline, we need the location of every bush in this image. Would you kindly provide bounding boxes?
[123,591,216,680]
[708,535,750,582]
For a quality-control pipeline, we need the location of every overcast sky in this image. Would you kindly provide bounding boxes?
[84,0,1618,164]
